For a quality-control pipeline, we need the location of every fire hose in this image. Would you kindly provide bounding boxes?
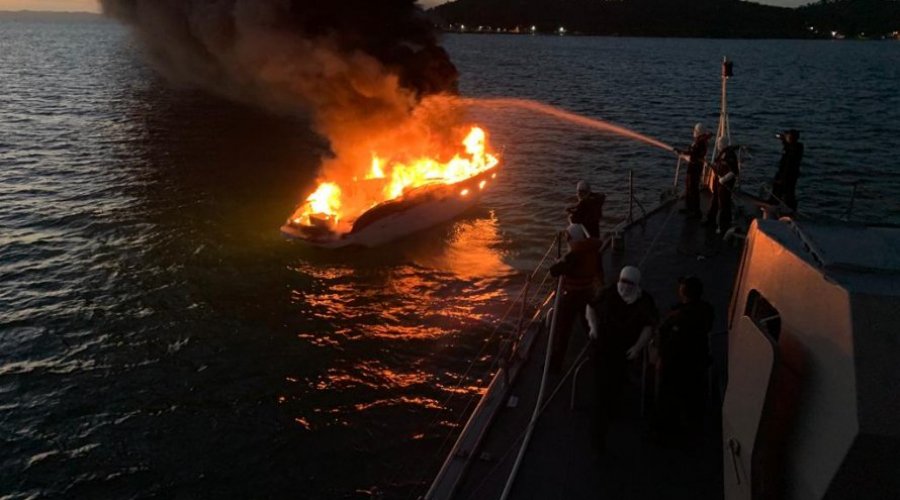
[498,273,564,500]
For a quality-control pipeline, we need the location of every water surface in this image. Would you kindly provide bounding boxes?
[2,20,898,498]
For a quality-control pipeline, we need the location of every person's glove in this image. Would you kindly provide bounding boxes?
[585,306,599,340]
[626,344,642,360]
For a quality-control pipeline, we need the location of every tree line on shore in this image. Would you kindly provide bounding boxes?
[430,0,900,39]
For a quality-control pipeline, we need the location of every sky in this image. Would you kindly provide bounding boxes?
[416,0,812,8]
[0,0,100,12]
[0,0,812,15]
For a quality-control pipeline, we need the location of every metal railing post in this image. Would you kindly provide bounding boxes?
[569,356,592,410]
[673,157,682,192]
[628,170,635,223]
[515,277,531,340]
[845,181,859,221]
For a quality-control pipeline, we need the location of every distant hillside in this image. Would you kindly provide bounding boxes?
[797,0,900,37]
[431,0,900,38]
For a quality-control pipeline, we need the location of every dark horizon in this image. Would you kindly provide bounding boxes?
[429,0,900,39]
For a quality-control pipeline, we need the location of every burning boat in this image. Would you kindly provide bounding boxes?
[281,126,500,248]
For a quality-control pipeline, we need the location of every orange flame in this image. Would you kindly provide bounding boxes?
[290,126,499,233]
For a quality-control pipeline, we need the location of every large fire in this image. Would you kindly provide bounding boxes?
[289,126,499,234]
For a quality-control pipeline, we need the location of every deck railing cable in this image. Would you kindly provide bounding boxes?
[420,153,686,499]
[404,235,562,499]
[461,340,594,500]
[493,195,685,498]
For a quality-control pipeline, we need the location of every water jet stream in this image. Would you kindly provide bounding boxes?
[457,97,676,153]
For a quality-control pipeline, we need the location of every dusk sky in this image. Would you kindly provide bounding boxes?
[0,0,814,14]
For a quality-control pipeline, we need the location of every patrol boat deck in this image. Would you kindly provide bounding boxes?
[425,58,900,500]
[427,193,745,500]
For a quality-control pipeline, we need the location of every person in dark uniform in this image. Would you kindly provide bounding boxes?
[770,129,803,211]
[566,180,605,239]
[586,266,659,449]
[677,123,713,217]
[705,145,740,235]
[548,223,603,372]
[654,276,714,442]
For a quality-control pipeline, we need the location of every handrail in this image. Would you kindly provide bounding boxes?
[423,232,563,500]
[498,274,563,500]
[425,153,685,500]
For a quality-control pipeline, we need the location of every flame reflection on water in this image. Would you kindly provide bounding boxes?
[407,212,512,281]
[285,214,514,434]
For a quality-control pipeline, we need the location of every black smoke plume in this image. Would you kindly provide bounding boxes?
[102,0,462,190]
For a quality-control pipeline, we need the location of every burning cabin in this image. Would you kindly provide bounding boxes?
[281,126,500,248]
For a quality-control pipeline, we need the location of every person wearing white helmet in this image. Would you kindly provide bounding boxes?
[566,180,605,239]
[585,265,659,449]
[675,123,713,217]
[706,145,740,235]
[547,223,604,372]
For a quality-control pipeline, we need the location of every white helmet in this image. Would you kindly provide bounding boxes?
[693,123,706,139]
[576,180,591,195]
[619,265,641,285]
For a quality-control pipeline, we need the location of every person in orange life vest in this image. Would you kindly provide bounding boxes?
[548,223,603,372]
[705,145,739,235]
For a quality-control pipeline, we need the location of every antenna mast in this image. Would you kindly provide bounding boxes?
[713,57,734,160]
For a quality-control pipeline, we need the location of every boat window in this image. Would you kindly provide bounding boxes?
[744,290,781,341]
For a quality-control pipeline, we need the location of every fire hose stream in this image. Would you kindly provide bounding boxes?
[456,97,677,154]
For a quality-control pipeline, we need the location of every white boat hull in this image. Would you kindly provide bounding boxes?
[281,167,498,248]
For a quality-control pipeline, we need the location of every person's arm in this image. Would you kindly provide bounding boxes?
[626,295,659,360]
[626,326,653,360]
[549,254,573,278]
[586,304,600,340]
[788,144,803,177]
[593,195,605,219]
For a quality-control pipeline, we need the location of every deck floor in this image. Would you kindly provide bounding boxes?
[453,197,744,500]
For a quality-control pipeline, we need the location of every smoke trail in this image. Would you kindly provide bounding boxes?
[457,97,676,153]
[101,0,461,181]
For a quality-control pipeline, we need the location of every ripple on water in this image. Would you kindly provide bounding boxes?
[2,19,899,499]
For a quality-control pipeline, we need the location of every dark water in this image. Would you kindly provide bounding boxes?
[2,18,899,498]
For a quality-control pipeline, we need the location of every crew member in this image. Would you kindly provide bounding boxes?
[677,124,713,217]
[771,129,803,211]
[654,276,714,442]
[548,223,603,372]
[566,180,605,239]
[586,266,658,449]
[705,145,739,235]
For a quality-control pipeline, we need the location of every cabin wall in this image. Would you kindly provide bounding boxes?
[729,223,858,500]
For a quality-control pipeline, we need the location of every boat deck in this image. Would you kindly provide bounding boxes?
[447,195,745,500]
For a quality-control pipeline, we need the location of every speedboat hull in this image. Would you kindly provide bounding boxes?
[281,167,498,248]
